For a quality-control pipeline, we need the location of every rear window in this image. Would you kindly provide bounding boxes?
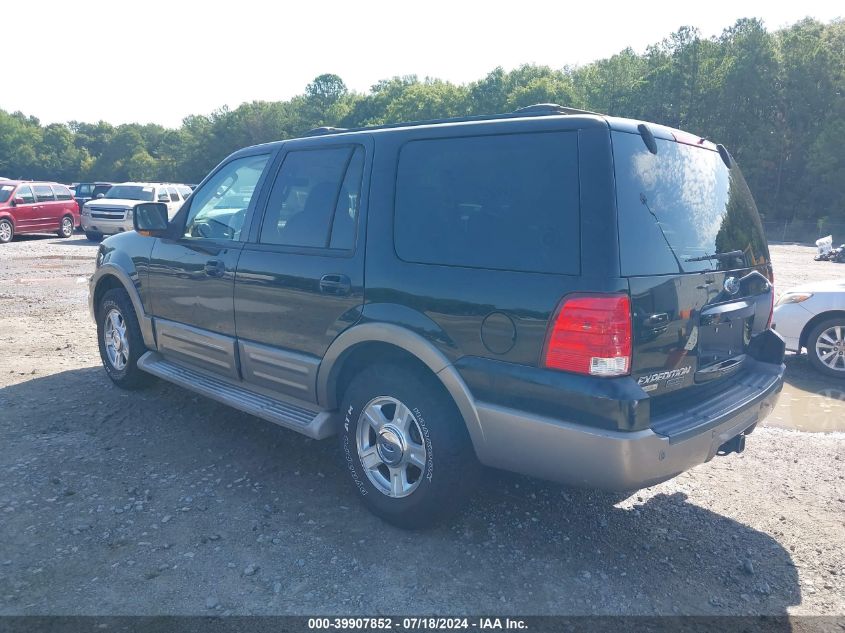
[613,131,769,276]
[394,132,580,274]
[53,185,73,200]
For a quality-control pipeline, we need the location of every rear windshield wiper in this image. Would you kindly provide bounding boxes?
[684,250,744,263]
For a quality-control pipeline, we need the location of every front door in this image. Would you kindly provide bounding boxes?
[146,152,274,378]
[233,140,370,402]
[10,185,37,230]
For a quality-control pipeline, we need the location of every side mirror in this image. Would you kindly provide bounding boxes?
[12,196,24,206]
[133,202,169,236]
[95,193,105,199]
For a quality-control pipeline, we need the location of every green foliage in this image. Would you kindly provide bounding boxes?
[0,17,842,220]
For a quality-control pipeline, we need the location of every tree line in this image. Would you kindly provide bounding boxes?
[0,17,842,223]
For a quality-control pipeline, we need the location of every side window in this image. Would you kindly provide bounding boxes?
[93,185,112,198]
[259,146,359,249]
[394,132,581,274]
[184,154,270,240]
[157,187,170,203]
[16,185,35,204]
[178,186,192,199]
[53,185,73,201]
[329,147,364,250]
[166,186,180,202]
[77,184,93,197]
[33,184,56,202]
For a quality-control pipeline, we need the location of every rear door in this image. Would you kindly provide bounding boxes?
[233,138,370,402]
[31,184,58,229]
[612,129,773,397]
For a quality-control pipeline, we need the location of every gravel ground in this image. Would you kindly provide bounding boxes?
[0,235,842,616]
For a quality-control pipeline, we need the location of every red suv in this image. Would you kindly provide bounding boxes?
[0,181,80,244]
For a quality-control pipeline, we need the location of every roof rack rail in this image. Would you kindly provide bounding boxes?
[512,103,599,116]
[305,126,349,136]
[295,104,602,138]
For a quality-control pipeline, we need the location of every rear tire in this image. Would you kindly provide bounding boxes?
[97,288,152,389]
[85,231,103,242]
[0,219,12,244]
[807,317,845,378]
[57,215,74,238]
[338,363,479,528]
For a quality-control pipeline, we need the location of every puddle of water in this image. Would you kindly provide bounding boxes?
[764,357,845,432]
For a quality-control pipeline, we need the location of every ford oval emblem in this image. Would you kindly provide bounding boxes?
[724,276,740,295]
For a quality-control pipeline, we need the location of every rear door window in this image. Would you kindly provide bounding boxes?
[613,131,769,275]
[259,146,362,249]
[394,132,580,274]
[33,185,56,202]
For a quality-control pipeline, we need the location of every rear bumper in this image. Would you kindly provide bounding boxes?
[471,360,784,491]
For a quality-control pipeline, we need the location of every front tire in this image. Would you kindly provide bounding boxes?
[97,288,152,389]
[0,218,13,244]
[339,363,478,528]
[57,215,74,238]
[808,318,845,378]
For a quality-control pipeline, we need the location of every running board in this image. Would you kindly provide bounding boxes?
[137,352,337,439]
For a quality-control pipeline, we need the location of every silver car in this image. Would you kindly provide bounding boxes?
[82,182,192,241]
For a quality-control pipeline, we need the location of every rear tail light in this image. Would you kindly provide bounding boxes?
[543,293,632,377]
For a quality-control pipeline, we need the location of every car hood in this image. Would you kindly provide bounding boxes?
[86,199,144,209]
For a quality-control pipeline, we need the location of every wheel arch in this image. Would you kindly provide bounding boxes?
[90,265,157,349]
[317,323,485,451]
[799,310,845,350]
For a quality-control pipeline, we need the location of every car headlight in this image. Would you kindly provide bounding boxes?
[775,292,813,306]
[81,206,91,216]
[125,208,133,220]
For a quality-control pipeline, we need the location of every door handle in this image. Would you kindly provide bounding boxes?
[319,274,351,295]
[204,259,225,278]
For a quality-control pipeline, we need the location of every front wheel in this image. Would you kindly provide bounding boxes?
[97,288,152,389]
[0,218,13,244]
[57,215,75,238]
[808,318,845,378]
[339,363,479,528]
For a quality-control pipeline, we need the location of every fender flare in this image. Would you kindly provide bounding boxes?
[317,322,485,449]
[89,263,156,349]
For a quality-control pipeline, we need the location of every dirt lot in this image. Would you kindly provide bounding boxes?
[0,235,842,616]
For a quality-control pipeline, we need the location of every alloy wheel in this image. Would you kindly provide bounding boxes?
[815,325,845,372]
[356,396,428,498]
[103,308,129,371]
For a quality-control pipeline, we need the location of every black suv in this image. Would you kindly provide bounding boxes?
[89,104,785,527]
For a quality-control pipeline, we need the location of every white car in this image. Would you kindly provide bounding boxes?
[81,182,192,241]
[773,279,845,377]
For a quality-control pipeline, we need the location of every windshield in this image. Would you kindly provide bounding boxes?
[104,185,154,201]
[613,131,769,275]
[0,184,14,203]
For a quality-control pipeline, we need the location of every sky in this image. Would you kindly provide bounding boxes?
[4,0,842,128]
